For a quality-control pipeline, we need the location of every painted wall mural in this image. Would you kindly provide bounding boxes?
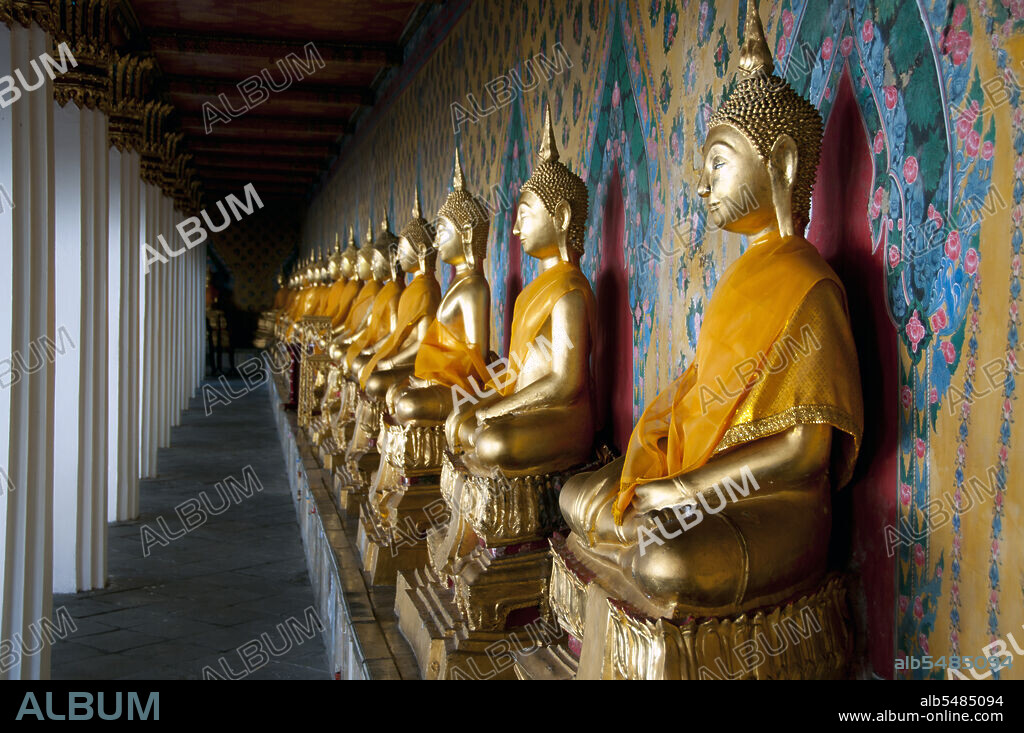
[301,0,1024,679]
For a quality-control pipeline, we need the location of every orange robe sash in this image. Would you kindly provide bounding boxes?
[344,281,400,368]
[492,261,595,397]
[328,278,360,328]
[339,280,381,335]
[413,319,490,392]
[614,234,845,523]
[359,275,441,387]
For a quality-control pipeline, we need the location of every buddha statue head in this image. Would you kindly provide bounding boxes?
[399,188,437,275]
[302,255,314,286]
[699,0,823,239]
[515,103,589,264]
[327,233,345,281]
[436,147,490,270]
[339,227,359,280]
[361,212,398,283]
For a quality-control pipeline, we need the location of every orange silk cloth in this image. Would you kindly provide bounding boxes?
[344,281,400,368]
[358,274,442,387]
[491,261,595,397]
[413,319,490,392]
[339,280,381,334]
[327,278,361,328]
[613,234,854,524]
[273,288,289,309]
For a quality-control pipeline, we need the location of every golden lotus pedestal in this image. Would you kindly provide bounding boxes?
[356,421,450,585]
[513,533,853,680]
[395,451,606,680]
[334,390,385,516]
[315,380,359,471]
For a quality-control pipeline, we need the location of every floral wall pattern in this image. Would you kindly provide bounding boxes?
[300,0,1024,679]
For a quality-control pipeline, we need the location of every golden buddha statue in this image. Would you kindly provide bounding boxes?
[358,158,491,584]
[528,2,864,680]
[317,231,361,341]
[352,204,441,399]
[396,106,603,680]
[393,152,492,427]
[446,106,597,472]
[336,206,443,514]
[311,219,391,454]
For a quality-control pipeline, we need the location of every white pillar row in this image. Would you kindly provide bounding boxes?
[0,20,56,680]
[110,148,141,521]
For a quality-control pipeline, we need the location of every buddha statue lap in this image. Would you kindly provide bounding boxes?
[518,2,864,681]
[395,107,605,680]
[358,156,492,584]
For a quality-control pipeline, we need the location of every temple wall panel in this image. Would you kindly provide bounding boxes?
[302,0,1024,679]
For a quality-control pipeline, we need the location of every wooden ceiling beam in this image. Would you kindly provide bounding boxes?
[147,31,401,66]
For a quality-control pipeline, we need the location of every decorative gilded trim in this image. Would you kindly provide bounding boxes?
[605,575,852,680]
[715,403,861,487]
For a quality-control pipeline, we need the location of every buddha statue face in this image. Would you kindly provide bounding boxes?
[698,125,779,236]
[397,236,420,274]
[513,190,572,260]
[435,215,468,266]
[356,250,373,281]
[339,253,355,280]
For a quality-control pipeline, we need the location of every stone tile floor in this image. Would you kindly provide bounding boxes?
[51,374,329,680]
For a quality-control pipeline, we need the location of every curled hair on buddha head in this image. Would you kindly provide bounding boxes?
[437,147,490,267]
[708,0,823,233]
[400,187,438,271]
[520,103,590,257]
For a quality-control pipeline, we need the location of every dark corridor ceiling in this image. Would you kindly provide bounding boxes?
[128,0,438,206]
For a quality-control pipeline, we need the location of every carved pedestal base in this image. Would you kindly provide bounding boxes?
[519,533,853,680]
[394,450,608,680]
[335,392,384,515]
[357,422,449,585]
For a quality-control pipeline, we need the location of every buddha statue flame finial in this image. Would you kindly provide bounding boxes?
[738,0,774,77]
[709,0,823,231]
[520,101,589,255]
[538,103,559,163]
[402,188,436,265]
[452,147,465,191]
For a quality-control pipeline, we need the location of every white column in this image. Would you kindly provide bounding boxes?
[140,182,158,477]
[158,193,170,448]
[75,107,108,590]
[1,20,56,680]
[122,151,141,517]
[52,100,83,594]
[52,100,109,593]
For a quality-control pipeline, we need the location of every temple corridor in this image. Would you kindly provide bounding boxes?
[49,372,327,680]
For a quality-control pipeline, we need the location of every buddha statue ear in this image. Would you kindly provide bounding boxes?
[554,199,573,261]
[461,221,476,268]
[769,133,798,238]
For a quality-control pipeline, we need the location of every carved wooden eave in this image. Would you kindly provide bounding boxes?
[108,52,154,152]
[0,0,54,31]
[50,0,111,110]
